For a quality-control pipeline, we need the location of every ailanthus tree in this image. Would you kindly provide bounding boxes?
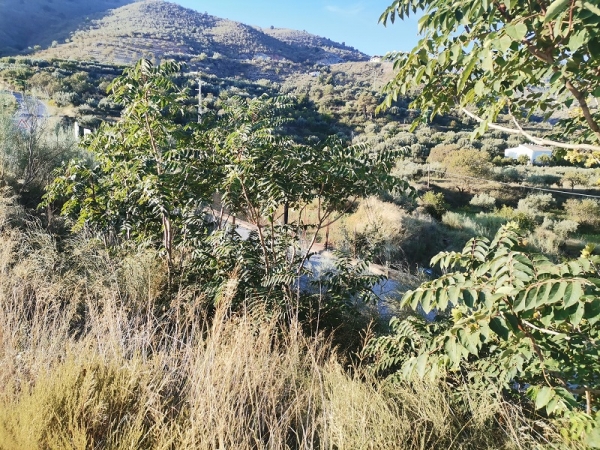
[44,59,220,272]
[380,0,600,164]
[46,59,409,307]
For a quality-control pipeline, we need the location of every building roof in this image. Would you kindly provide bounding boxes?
[517,144,552,152]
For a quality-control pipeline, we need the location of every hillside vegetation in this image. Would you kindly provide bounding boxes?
[17,0,367,74]
[0,0,135,55]
[0,0,599,445]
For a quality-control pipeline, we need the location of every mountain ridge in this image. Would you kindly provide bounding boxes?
[3,0,369,74]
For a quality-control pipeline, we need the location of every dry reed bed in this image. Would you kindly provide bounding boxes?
[0,226,561,449]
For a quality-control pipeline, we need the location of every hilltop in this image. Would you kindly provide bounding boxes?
[0,0,135,55]
[7,0,368,75]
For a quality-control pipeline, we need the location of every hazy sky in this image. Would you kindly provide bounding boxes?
[172,0,420,56]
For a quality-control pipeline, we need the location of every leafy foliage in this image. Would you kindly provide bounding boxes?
[380,0,600,161]
[45,58,409,315]
[45,59,217,265]
[366,223,600,441]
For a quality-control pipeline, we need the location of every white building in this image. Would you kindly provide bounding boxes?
[504,144,552,164]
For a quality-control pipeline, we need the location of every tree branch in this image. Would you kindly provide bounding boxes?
[563,78,600,141]
[521,319,570,340]
[460,107,600,152]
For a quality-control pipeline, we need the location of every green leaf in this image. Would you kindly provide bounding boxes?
[544,0,570,23]
[570,302,585,326]
[548,281,568,304]
[457,56,477,94]
[563,281,582,308]
[489,317,510,340]
[444,336,460,365]
[437,288,449,311]
[583,1,600,17]
[568,30,589,52]
[422,289,434,313]
[496,35,512,52]
[535,386,555,410]
[474,79,485,96]
[505,22,528,40]
[584,299,600,325]
[416,353,429,378]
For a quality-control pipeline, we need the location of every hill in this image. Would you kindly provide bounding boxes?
[12,0,368,74]
[0,0,135,55]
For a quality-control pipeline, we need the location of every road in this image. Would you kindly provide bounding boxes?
[13,92,48,127]
[0,90,49,128]
[213,212,413,320]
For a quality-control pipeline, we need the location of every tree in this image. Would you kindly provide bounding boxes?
[46,59,410,307]
[561,171,590,190]
[365,224,600,442]
[442,148,492,190]
[564,198,600,227]
[209,94,408,282]
[380,0,600,163]
[45,59,219,271]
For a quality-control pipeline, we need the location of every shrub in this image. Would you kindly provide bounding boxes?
[419,191,447,219]
[564,198,600,227]
[536,154,554,166]
[427,143,458,163]
[469,193,496,210]
[496,167,523,183]
[52,90,77,107]
[517,193,555,214]
[526,174,561,187]
[442,211,506,239]
[516,154,530,165]
[561,171,590,190]
[553,219,579,239]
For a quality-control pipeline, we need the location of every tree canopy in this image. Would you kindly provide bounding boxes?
[380,0,600,162]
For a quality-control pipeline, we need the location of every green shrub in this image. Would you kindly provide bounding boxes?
[561,171,590,190]
[495,167,523,183]
[553,219,579,239]
[564,198,600,227]
[517,193,555,214]
[516,154,530,165]
[419,191,447,219]
[526,174,561,187]
[469,193,496,210]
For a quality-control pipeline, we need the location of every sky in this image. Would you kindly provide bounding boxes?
[172,0,421,56]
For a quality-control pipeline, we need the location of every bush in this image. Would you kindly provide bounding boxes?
[564,198,600,227]
[428,144,458,163]
[553,219,579,239]
[535,154,554,166]
[52,90,77,107]
[441,212,506,239]
[517,193,555,214]
[496,167,523,183]
[526,174,561,187]
[561,171,590,190]
[516,154,530,165]
[419,191,447,219]
[469,193,496,210]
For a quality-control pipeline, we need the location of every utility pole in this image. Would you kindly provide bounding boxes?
[196,77,202,124]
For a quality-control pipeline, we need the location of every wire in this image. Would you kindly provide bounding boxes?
[427,168,600,200]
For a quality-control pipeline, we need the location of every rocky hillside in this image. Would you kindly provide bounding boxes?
[21,0,368,71]
[0,0,135,55]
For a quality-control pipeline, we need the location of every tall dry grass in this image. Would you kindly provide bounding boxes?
[0,217,566,449]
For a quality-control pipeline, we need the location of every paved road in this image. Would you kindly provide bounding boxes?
[13,92,48,125]
[1,90,48,128]
[212,212,412,319]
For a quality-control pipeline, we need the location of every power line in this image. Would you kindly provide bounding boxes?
[427,168,600,200]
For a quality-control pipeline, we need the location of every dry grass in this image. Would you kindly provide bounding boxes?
[0,215,567,449]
